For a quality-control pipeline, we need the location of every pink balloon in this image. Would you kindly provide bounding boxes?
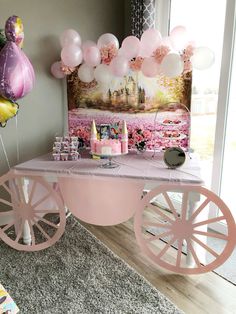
[51,61,65,79]
[97,33,119,49]
[84,46,101,67]
[141,57,160,77]
[61,44,82,67]
[140,29,162,56]
[109,56,129,77]
[82,40,96,54]
[120,36,140,60]
[60,29,81,48]
[161,36,173,49]
[170,26,189,51]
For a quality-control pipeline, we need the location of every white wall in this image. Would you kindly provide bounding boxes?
[0,0,125,175]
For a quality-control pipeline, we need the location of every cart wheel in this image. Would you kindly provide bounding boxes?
[134,184,236,274]
[0,171,66,251]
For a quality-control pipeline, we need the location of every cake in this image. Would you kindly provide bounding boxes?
[90,120,128,155]
[93,139,121,155]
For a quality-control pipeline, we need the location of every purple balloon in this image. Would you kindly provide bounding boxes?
[5,15,24,48]
[0,41,35,101]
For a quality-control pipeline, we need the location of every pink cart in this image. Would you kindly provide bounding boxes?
[0,151,235,275]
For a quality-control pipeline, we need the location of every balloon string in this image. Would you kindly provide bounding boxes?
[15,115,20,163]
[0,133,11,170]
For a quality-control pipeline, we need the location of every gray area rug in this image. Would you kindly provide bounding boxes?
[0,217,183,314]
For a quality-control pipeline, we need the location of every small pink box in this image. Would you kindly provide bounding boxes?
[71,136,78,142]
[70,152,80,161]
[60,153,69,161]
[52,153,60,161]
[55,136,63,142]
[64,136,70,142]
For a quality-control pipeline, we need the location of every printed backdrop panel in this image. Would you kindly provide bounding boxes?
[67,71,192,151]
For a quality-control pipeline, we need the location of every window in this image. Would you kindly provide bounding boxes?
[156,0,236,230]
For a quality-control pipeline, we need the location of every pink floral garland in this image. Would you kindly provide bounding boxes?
[181,44,194,74]
[100,43,118,65]
[129,57,144,71]
[152,45,170,64]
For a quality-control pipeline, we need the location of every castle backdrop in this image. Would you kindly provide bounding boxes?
[67,71,192,151]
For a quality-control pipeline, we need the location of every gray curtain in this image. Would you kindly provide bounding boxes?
[131,0,156,38]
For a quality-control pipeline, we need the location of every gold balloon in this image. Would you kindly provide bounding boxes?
[0,97,18,127]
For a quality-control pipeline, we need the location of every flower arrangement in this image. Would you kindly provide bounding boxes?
[153,45,170,64]
[128,126,152,152]
[100,43,118,65]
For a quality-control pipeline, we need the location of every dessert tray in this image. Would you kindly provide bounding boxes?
[158,132,186,140]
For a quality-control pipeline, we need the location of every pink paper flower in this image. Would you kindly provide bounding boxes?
[153,45,170,64]
[181,44,194,74]
[100,43,118,65]
[129,57,144,71]
[60,62,76,75]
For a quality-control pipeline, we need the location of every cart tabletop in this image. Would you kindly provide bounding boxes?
[13,150,204,184]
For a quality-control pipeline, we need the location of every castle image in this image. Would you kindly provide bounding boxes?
[105,76,146,107]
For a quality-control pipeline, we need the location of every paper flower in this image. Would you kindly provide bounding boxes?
[129,57,144,71]
[153,45,170,64]
[60,62,76,75]
[181,44,194,74]
[100,43,118,65]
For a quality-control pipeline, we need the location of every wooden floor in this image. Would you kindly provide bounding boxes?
[81,218,236,314]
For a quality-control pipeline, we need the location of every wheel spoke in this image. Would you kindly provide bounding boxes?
[157,236,177,259]
[29,220,36,246]
[147,230,173,243]
[162,192,179,219]
[34,215,59,229]
[0,198,13,208]
[193,230,229,240]
[15,177,26,204]
[143,221,171,229]
[147,204,175,224]
[176,238,184,267]
[32,219,50,240]
[2,222,14,232]
[32,193,51,209]
[15,220,24,243]
[28,181,37,205]
[187,239,202,268]
[0,211,15,219]
[189,198,210,222]
[193,216,225,228]
[2,183,19,205]
[191,235,219,258]
[181,192,188,220]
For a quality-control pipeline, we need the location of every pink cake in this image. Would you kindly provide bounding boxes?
[93,139,121,155]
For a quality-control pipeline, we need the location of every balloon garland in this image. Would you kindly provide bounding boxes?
[0,15,35,127]
[51,26,214,89]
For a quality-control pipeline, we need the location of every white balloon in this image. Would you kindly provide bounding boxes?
[140,29,162,56]
[94,64,112,83]
[191,47,215,70]
[97,33,119,49]
[120,36,140,60]
[170,26,189,51]
[160,53,184,77]
[60,29,81,48]
[78,64,94,83]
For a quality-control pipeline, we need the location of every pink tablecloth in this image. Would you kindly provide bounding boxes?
[14,151,203,185]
